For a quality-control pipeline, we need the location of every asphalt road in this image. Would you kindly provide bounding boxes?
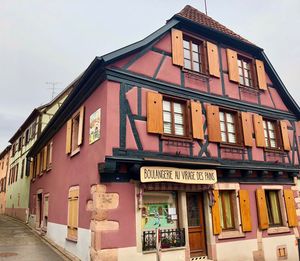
[0,214,65,261]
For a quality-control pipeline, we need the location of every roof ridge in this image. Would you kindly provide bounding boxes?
[175,5,254,46]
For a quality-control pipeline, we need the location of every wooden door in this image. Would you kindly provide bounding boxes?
[187,193,207,257]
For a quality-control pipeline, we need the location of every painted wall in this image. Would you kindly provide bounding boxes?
[0,149,10,214]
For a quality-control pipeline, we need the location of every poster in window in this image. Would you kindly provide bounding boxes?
[89,109,101,144]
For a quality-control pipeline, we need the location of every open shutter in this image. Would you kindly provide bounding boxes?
[36,153,41,176]
[280,120,291,151]
[66,119,72,154]
[253,114,266,148]
[147,92,163,134]
[171,29,184,67]
[206,105,221,142]
[226,49,239,82]
[207,42,220,78]
[241,112,253,147]
[255,60,267,90]
[191,101,204,140]
[212,190,221,235]
[77,106,85,146]
[43,146,47,171]
[283,189,297,227]
[239,190,252,232]
[256,189,269,230]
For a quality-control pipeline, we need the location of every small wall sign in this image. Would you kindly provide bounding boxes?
[140,166,217,184]
[89,109,101,144]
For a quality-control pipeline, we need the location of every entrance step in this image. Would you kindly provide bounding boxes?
[190,257,212,261]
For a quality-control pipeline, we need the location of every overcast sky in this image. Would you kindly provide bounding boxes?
[1,0,299,152]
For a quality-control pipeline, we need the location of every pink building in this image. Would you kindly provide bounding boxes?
[28,5,300,261]
[0,145,11,214]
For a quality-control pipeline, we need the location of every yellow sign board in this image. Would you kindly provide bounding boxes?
[140,166,217,184]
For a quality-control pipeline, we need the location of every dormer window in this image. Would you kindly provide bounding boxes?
[238,56,253,87]
[183,38,205,73]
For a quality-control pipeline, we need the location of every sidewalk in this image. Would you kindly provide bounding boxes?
[0,214,66,261]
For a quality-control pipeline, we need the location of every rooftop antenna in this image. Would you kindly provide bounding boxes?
[204,0,208,15]
[45,81,61,99]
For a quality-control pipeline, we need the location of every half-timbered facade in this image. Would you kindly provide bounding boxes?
[28,5,300,261]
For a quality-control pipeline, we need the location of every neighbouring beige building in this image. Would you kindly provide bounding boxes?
[0,145,11,214]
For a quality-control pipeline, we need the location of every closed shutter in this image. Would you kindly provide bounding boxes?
[280,120,291,151]
[65,119,72,154]
[206,105,221,142]
[283,189,297,227]
[43,146,47,171]
[29,161,34,178]
[226,49,239,82]
[253,114,266,148]
[212,190,221,235]
[68,187,79,240]
[191,101,204,140]
[77,106,85,146]
[256,189,269,230]
[171,29,184,66]
[147,92,163,134]
[255,60,267,90]
[239,190,252,232]
[207,42,220,78]
[241,112,253,147]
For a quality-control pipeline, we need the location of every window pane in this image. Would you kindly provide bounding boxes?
[174,113,183,124]
[223,192,233,228]
[268,121,274,131]
[221,132,227,142]
[164,123,171,134]
[219,196,224,228]
[244,78,250,87]
[192,43,198,52]
[163,101,170,111]
[237,59,242,66]
[184,49,191,59]
[163,111,171,123]
[219,112,225,121]
[227,123,235,133]
[192,52,199,62]
[269,130,275,139]
[193,62,200,72]
[226,113,234,123]
[228,133,236,143]
[239,76,244,85]
[173,103,183,114]
[220,122,226,132]
[184,59,191,70]
[270,139,276,148]
[175,124,184,136]
[183,40,190,49]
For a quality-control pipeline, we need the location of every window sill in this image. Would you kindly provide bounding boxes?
[220,143,244,149]
[182,69,209,81]
[218,229,245,239]
[70,147,80,157]
[267,226,290,235]
[66,237,78,243]
[161,135,193,143]
[143,246,186,254]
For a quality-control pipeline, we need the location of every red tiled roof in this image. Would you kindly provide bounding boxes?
[176,5,254,45]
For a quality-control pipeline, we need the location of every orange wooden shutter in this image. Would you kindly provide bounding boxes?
[212,190,221,235]
[283,189,297,227]
[241,112,253,147]
[43,146,47,171]
[207,42,220,78]
[226,49,238,82]
[206,105,221,142]
[280,120,291,151]
[36,153,41,176]
[256,189,269,230]
[68,188,79,240]
[191,101,204,140]
[147,92,163,134]
[255,60,267,90]
[77,106,85,146]
[239,190,252,232]
[171,29,184,66]
[66,119,72,154]
[253,114,266,148]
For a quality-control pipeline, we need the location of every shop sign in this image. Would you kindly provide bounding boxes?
[140,166,217,184]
